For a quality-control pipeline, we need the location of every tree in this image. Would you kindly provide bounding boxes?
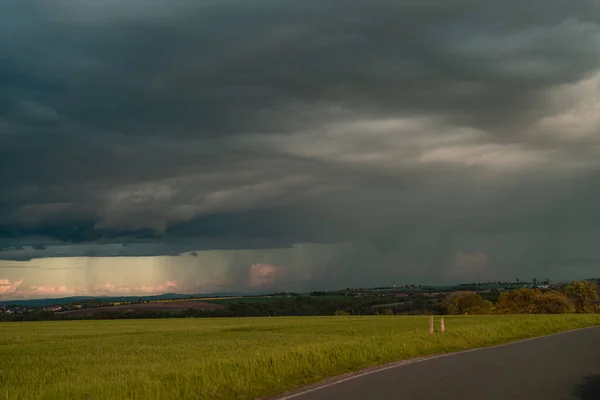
[533,278,538,288]
[532,291,573,314]
[497,287,574,314]
[412,298,427,311]
[565,280,599,313]
[496,288,539,314]
[442,291,493,315]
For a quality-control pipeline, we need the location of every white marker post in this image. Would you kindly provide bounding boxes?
[441,317,445,333]
[429,316,434,335]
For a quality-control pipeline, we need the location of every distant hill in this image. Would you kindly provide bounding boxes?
[0,292,250,307]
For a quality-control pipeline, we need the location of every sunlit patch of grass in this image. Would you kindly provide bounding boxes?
[1,315,599,400]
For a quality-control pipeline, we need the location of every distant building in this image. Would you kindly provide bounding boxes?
[43,306,63,312]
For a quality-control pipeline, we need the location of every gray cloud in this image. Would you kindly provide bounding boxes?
[0,265,83,270]
[1,1,600,286]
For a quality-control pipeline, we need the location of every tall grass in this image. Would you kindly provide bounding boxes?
[1,315,599,400]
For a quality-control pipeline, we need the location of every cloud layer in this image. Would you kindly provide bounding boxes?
[1,1,600,292]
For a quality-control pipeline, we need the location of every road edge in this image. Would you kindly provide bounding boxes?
[265,325,600,400]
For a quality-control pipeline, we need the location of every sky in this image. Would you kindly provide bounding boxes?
[1,1,600,299]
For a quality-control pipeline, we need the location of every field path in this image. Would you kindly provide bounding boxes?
[274,326,600,400]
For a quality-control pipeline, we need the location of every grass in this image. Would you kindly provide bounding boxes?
[1,314,600,400]
[199,296,282,304]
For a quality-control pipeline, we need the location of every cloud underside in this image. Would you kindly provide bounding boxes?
[1,1,600,286]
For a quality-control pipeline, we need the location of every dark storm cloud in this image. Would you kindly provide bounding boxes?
[1,0,600,283]
[4,1,595,134]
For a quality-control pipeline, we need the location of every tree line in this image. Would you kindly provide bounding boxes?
[442,280,599,315]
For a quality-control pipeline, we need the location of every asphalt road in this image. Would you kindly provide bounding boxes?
[277,327,600,400]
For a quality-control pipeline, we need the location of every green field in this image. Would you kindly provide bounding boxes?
[2,315,600,400]
[199,296,289,305]
[198,295,347,305]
